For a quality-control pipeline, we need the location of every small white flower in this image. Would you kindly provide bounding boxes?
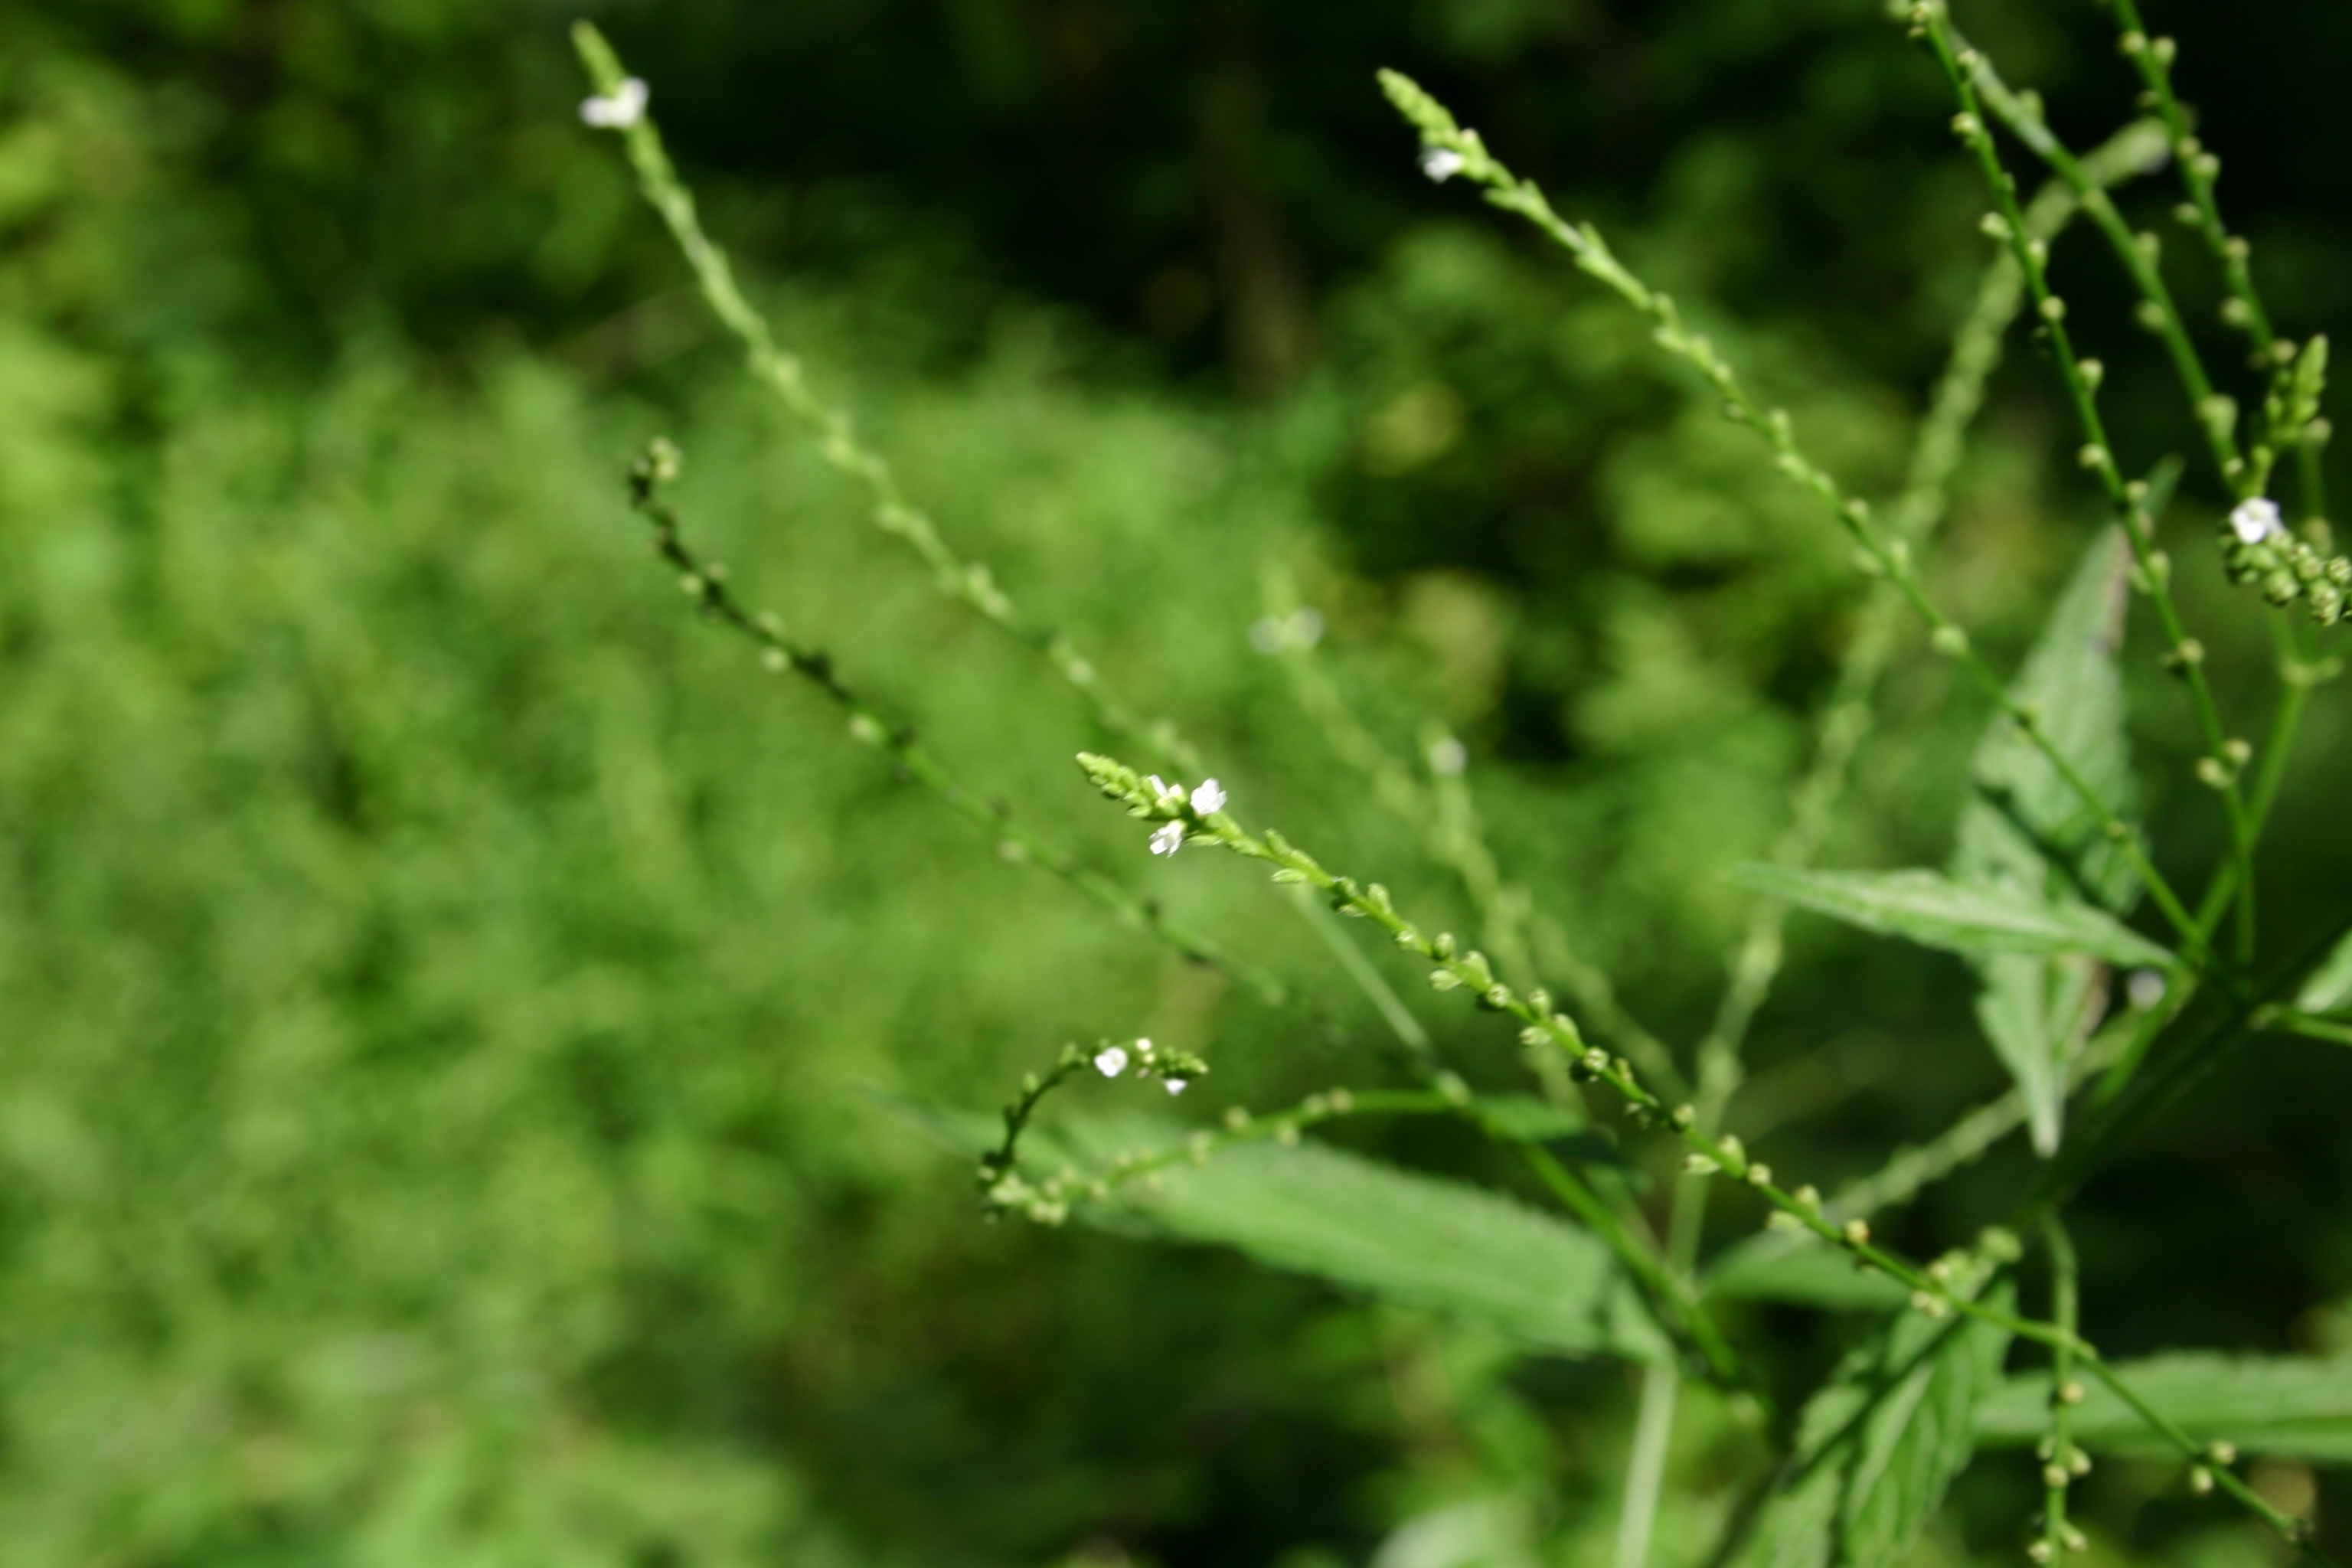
[1149,821,1186,857]
[1147,774,1186,807]
[2127,968,2168,1011]
[580,77,649,130]
[1191,778,1227,815]
[1093,1045,1130,1077]
[2230,496,2284,545]
[1420,146,1465,183]
[1428,737,1468,776]
[1164,1078,1189,1096]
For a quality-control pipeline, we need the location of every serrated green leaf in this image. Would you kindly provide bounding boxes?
[1737,1285,2012,1568]
[1735,864,2171,969]
[1952,527,2139,1154]
[1700,1235,1909,1312]
[1054,1113,1671,1365]
[2297,929,2352,1016]
[864,1093,1668,1365]
[1977,1353,2352,1461]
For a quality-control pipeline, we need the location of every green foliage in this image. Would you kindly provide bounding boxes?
[1978,1354,2352,1462]
[1731,864,2173,969]
[1737,1284,2014,1568]
[7,3,2352,1566]
[1952,524,2139,1153]
[1035,1112,1671,1365]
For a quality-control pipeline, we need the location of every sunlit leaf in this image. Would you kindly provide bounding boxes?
[867,1094,1670,1364]
[2297,929,2352,1016]
[1701,1235,1908,1312]
[1733,864,2169,969]
[1978,1353,2352,1461]
[1053,1114,1672,1365]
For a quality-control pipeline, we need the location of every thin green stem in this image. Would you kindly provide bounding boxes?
[1955,55,2246,491]
[1284,883,1437,1064]
[1381,68,2213,973]
[2103,4,2288,393]
[1619,162,2140,1567]
[1078,752,2324,1550]
[1614,1363,1681,1568]
[1907,15,2256,969]
[574,22,1204,778]
[1261,582,1687,1102]
[986,1084,1455,1224]
[2039,1218,2082,1562]
[622,445,1338,1033]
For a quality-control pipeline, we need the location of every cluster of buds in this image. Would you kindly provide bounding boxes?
[1092,1037,1210,1097]
[2220,497,2350,623]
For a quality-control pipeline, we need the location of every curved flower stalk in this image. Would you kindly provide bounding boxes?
[619,438,1328,1027]
[1256,581,1687,1102]
[1073,747,2330,1558]
[1901,9,2278,971]
[1377,68,2219,982]
[2105,0,2331,532]
[573,23,1206,779]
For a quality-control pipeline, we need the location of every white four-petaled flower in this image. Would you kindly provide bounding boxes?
[1164,1078,1189,1096]
[1420,147,1465,183]
[1094,1045,1130,1077]
[2230,496,2284,545]
[1149,822,1186,857]
[1191,778,1227,815]
[581,77,649,130]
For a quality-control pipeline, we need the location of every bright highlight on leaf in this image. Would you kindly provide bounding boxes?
[1733,864,2172,969]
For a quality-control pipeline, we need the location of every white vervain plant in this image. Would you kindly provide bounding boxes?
[574,6,2349,1563]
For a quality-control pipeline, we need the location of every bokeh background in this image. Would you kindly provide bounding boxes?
[1,0,2347,1563]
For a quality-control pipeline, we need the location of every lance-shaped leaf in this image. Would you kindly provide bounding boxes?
[1701,1235,1909,1312]
[1951,525,2140,1153]
[867,1093,1668,1365]
[1734,864,2170,969]
[1977,1353,2352,1461]
[1736,1282,2013,1568]
[2297,928,2352,1016]
[1053,1114,1672,1365]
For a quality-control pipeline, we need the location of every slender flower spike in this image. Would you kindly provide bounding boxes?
[1093,1045,1130,1078]
[1420,146,1465,182]
[580,77,648,129]
[1191,778,1227,815]
[2230,496,2285,544]
[1149,822,1186,857]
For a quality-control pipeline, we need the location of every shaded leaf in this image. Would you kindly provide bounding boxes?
[1701,1235,1909,1312]
[864,1093,1668,1364]
[1053,1114,1672,1365]
[2298,929,2352,1016]
[1736,1284,2011,1568]
[1734,864,2170,969]
[1978,1353,2352,1461]
[1952,526,2138,1153]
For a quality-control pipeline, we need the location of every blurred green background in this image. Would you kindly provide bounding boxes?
[1,1,2347,1563]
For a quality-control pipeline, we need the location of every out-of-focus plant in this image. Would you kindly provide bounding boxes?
[576,2,2351,1562]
